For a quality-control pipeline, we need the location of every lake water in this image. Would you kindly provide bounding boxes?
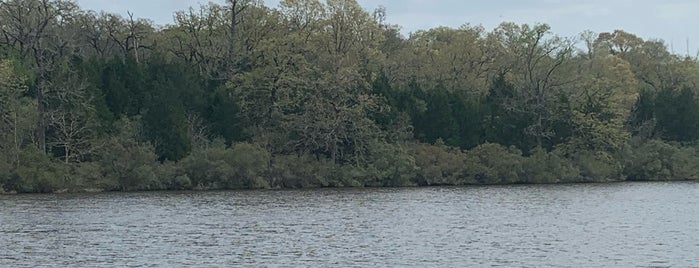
[1,182,698,267]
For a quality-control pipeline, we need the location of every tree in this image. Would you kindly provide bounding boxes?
[391,25,492,93]
[166,3,229,78]
[412,85,459,145]
[142,58,199,161]
[97,117,160,191]
[491,23,575,150]
[44,69,99,163]
[0,0,81,152]
[284,68,385,165]
[75,11,118,58]
[654,87,699,141]
[0,59,35,169]
[593,30,643,56]
[99,57,147,117]
[556,51,638,153]
[484,74,533,150]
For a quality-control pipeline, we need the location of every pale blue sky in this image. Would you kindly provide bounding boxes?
[75,0,699,55]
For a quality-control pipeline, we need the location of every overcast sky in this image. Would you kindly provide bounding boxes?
[74,0,699,56]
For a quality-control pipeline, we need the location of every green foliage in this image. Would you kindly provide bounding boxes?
[96,118,162,191]
[206,86,245,143]
[463,143,524,184]
[521,147,579,183]
[483,75,534,151]
[67,162,103,191]
[409,142,468,185]
[178,141,232,189]
[227,142,271,189]
[364,142,418,187]
[100,57,148,116]
[623,140,699,181]
[269,154,338,188]
[572,150,623,182]
[6,147,68,193]
[142,58,197,161]
[3,1,699,193]
[654,88,699,141]
[156,161,191,190]
[413,87,460,145]
[180,141,271,190]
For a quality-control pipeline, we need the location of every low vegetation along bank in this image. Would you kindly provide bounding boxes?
[2,0,699,193]
[2,135,698,194]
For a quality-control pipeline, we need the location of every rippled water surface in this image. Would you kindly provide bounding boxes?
[1,182,699,267]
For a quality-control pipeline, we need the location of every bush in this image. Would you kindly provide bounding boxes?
[408,142,467,185]
[364,142,418,187]
[669,146,699,180]
[180,141,270,190]
[0,155,10,192]
[521,147,579,183]
[68,162,104,190]
[179,140,229,189]
[624,140,699,181]
[156,161,191,190]
[573,150,623,182]
[269,154,336,188]
[9,147,68,193]
[97,118,161,191]
[331,164,368,187]
[464,143,524,184]
[227,142,271,189]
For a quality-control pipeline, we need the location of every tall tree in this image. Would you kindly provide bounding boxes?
[44,69,98,163]
[491,23,575,149]
[141,58,197,161]
[0,0,80,151]
[0,59,35,168]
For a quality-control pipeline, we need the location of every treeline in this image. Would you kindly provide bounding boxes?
[1,0,699,193]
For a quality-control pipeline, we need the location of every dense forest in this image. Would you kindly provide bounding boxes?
[1,0,699,193]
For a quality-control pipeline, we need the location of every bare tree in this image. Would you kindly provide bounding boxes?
[45,74,97,163]
[0,0,79,152]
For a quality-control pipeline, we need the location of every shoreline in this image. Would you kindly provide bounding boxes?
[2,179,695,195]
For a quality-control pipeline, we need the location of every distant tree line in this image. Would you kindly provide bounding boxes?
[1,0,698,193]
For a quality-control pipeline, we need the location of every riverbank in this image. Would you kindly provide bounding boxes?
[3,179,698,195]
[3,139,698,194]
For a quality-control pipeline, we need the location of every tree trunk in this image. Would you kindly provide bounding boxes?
[228,0,238,75]
[65,143,70,164]
[13,110,19,168]
[36,72,46,152]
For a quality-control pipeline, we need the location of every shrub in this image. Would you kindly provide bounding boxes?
[624,140,699,181]
[96,118,161,191]
[226,142,271,189]
[179,140,229,189]
[364,142,418,187]
[464,143,524,184]
[0,155,10,192]
[269,154,336,188]
[156,161,191,190]
[521,147,580,183]
[573,150,623,182]
[68,162,104,191]
[408,142,467,185]
[10,147,68,193]
[180,141,270,189]
[668,146,699,180]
